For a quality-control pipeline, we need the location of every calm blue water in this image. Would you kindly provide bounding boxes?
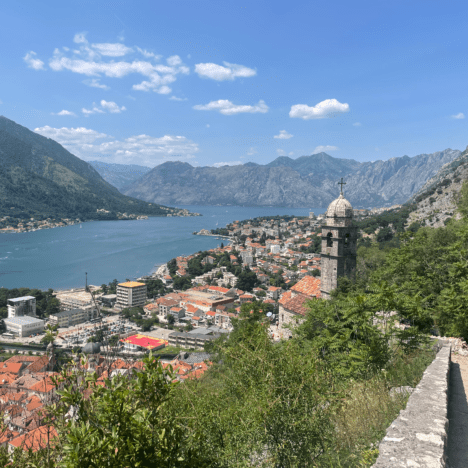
[0,205,325,290]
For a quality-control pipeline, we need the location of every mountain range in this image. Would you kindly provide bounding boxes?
[88,161,150,190]
[0,116,174,220]
[117,150,461,208]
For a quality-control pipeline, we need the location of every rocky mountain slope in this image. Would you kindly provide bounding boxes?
[407,146,468,227]
[123,149,461,208]
[0,116,175,220]
[88,161,150,190]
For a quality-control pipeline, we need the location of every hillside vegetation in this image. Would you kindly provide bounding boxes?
[0,117,175,221]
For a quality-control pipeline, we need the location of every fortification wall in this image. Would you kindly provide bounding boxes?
[372,341,451,467]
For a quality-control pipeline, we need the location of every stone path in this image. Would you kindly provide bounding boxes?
[447,353,468,467]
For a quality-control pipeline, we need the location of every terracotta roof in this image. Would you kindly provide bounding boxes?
[27,355,49,373]
[9,425,58,452]
[280,292,312,316]
[291,276,321,298]
[0,362,22,374]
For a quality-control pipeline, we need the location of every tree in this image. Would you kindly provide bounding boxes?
[235,268,258,292]
[101,284,109,295]
[41,325,58,346]
[49,353,211,467]
[167,315,175,325]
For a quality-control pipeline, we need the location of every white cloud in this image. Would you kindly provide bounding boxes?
[274,130,293,139]
[452,112,465,119]
[353,122,362,127]
[100,100,126,113]
[91,43,133,57]
[24,51,45,70]
[290,99,349,120]
[312,145,339,154]
[42,34,189,95]
[136,47,162,60]
[247,147,257,155]
[169,96,187,101]
[213,161,243,167]
[276,149,294,156]
[82,104,105,115]
[34,126,109,144]
[194,62,256,81]
[34,126,199,166]
[82,100,126,115]
[167,55,182,66]
[55,110,76,116]
[73,32,88,44]
[82,78,110,90]
[193,99,268,115]
[206,124,210,128]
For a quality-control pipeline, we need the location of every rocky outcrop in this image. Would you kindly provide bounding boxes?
[123,149,461,209]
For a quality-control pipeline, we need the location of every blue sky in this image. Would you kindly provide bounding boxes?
[2,0,468,168]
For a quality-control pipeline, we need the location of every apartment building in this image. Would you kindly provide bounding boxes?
[48,307,99,328]
[116,282,147,309]
[7,296,36,318]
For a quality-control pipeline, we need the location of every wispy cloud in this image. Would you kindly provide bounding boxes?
[24,51,45,70]
[54,110,76,116]
[312,145,339,154]
[193,99,268,115]
[169,96,187,101]
[276,149,294,156]
[83,78,110,90]
[213,161,243,167]
[452,112,465,119]
[274,130,293,139]
[34,125,199,166]
[82,100,126,116]
[27,34,189,96]
[353,122,362,127]
[290,99,349,120]
[247,147,258,156]
[195,62,256,81]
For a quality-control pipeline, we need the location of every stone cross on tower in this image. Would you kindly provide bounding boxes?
[338,177,346,195]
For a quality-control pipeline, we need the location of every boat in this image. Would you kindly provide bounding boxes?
[80,224,82,228]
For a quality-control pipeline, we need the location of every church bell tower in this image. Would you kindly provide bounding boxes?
[320,179,357,299]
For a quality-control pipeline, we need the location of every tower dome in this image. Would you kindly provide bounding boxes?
[326,193,353,219]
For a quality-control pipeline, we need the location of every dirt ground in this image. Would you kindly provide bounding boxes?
[447,352,468,467]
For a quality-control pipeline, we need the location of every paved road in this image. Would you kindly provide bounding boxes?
[447,353,468,467]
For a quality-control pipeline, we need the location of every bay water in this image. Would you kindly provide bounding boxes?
[0,205,325,290]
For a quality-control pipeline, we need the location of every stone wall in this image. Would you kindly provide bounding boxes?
[372,341,451,467]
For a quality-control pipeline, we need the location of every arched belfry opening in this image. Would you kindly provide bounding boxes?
[320,179,357,299]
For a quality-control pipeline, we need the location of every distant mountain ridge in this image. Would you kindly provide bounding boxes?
[123,149,461,208]
[88,161,150,190]
[0,116,175,220]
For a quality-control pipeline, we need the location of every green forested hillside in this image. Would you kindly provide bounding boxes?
[0,117,174,220]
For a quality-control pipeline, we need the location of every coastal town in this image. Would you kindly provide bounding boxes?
[0,207,200,234]
[0,198,425,455]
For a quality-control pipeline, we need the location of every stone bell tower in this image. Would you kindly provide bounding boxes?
[320,179,357,299]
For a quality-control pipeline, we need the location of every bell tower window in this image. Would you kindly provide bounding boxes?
[327,232,333,247]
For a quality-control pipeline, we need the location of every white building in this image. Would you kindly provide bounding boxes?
[4,316,45,337]
[48,308,99,328]
[270,244,280,254]
[7,296,36,318]
[116,282,147,309]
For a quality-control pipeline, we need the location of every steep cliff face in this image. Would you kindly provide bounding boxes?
[406,147,468,227]
[123,148,461,208]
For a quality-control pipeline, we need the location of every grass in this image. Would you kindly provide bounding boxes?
[317,345,437,467]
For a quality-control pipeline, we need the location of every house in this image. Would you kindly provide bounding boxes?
[278,276,321,331]
[267,286,282,300]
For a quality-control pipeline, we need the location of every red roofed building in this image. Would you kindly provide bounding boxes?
[278,276,321,331]
[8,425,57,454]
[121,334,168,352]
